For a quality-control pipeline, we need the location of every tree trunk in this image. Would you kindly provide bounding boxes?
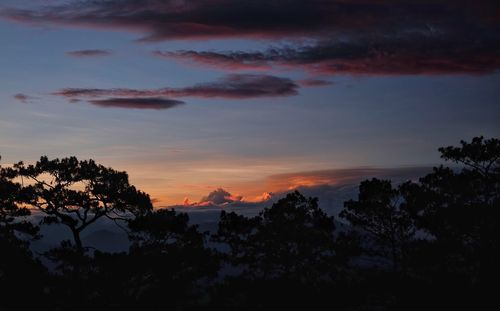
[71,228,84,255]
[70,227,85,303]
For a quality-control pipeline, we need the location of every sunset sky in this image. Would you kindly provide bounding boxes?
[1,0,499,207]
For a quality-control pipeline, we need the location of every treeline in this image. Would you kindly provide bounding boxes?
[0,136,498,310]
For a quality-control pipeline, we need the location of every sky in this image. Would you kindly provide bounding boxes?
[0,0,499,207]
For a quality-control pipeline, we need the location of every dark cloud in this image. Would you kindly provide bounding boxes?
[162,30,500,75]
[88,97,185,110]
[53,74,298,99]
[14,93,35,103]
[168,74,298,98]
[3,1,498,76]
[0,0,377,41]
[65,49,112,57]
[153,50,273,70]
[2,1,499,42]
[53,88,132,98]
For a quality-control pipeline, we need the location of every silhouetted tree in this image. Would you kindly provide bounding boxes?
[110,209,220,309]
[12,156,153,255]
[4,156,153,309]
[0,157,39,243]
[209,191,359,309]
[0,157,47,310]
[340,179,416,271]
[215,191,348,282]
[404,136,500,283]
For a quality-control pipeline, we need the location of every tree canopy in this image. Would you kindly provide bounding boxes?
[215,191,348,282]
[11,156,153,253]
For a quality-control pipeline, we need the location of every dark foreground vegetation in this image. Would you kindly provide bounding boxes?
[1,136,498,310]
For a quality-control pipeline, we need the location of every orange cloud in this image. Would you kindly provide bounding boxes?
[161,167,430,208]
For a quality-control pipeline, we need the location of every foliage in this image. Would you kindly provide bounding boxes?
[0,157,46,310]
[340,178,416,270]
[214,191,350,283]
[404,136,500,282]
[117,209,219,309]
[11,156,153,253]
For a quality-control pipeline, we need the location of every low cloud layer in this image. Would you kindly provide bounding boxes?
[169,166,432,215]
[65,49,112,57]
[88,97,185,110]
[265,167,432,191]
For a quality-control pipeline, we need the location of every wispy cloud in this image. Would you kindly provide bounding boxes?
[53,74,299,100]
[153,50,273,71]
[13,93,36,103]
[65,49,112,57]
[161,32,500,76]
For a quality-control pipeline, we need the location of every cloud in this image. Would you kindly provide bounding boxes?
[201,188,242,205]
[174,188,273,209]
[2,0,498,42]
[168,74,298,98]
[161,31,500,75]
[52,74,298,100]
[168,166,432,213]
[0,0,364,41]
[153,50,273,71]
[3,1,498,76]
[88,97,185,110]
[13,93,36,103]
[65,49,112,57]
